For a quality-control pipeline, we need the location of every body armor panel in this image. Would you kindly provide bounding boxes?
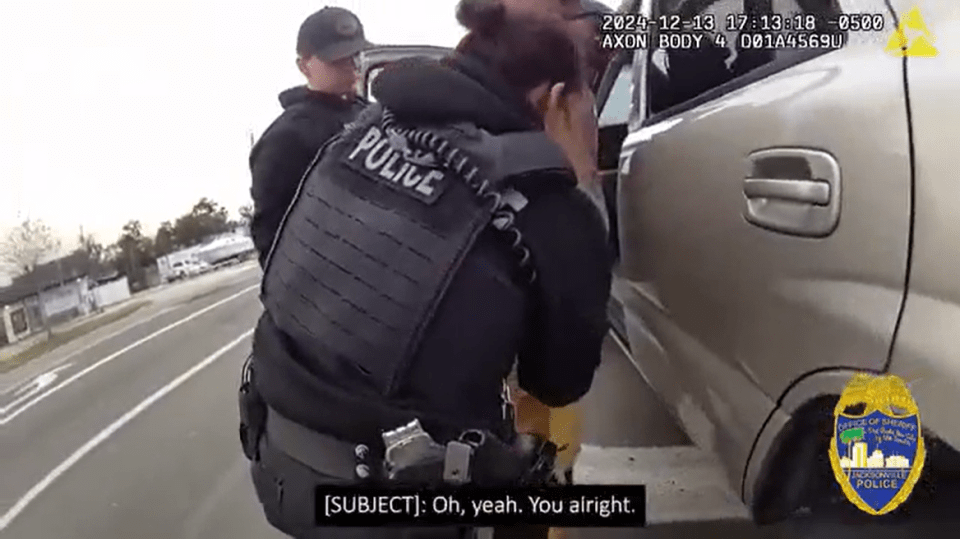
[262,104,570,397]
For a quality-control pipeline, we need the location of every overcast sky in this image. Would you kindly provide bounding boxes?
[0,0,617,284]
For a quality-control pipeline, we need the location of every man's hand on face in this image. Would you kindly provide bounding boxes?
[502,0,604,186]
[542,82,600,187]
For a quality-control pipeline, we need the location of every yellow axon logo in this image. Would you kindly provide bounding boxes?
[885,6,938,57]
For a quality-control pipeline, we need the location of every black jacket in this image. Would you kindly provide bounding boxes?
[251,53,612,448]
[249,87,366,266]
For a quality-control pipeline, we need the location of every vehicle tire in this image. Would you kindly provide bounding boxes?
[767,398,914,527]
[753,397,836,525]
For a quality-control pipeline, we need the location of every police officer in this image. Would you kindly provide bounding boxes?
[248,6,372,267]
[239,2,611,539]
[494,0,612,219]
[496,12,612,539]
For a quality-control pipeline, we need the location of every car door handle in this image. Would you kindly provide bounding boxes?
[742,178,831,206]
[742,148,841,237]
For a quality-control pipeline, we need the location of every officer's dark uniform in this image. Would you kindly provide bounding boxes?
[249,7,370,267]
[240,51,612,539]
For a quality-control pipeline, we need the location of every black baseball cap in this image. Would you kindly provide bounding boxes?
[296,7,373,62]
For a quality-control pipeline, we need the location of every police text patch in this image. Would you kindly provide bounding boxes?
[341,126,449,204]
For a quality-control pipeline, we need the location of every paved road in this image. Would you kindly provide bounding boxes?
[0,263,954,538]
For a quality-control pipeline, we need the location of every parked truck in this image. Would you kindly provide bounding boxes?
[157,250,205,283]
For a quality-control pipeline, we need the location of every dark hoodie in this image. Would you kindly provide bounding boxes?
[248,87,366,266]
[251,53,611,448]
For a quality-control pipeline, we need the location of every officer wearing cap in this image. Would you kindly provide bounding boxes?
[248,6,373,267]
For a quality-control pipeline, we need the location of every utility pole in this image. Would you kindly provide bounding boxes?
[78,223,95,313]
[31,259,51,339]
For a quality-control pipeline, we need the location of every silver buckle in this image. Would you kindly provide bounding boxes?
[501,379,514,420]
[443,441,473,485]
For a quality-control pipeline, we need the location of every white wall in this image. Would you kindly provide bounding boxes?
[2,304,31,344]
[38,278,87,318]
[92,277,131,308]
[8,305,30,335]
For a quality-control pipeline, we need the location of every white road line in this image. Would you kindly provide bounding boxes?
[0,328,254,532]
[9,363,74,403]
[0,285,257,426]
[573,444,751,524]
[1,382,23,396]
[0,306,179,398]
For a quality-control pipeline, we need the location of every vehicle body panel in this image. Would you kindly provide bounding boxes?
[158,251,203,282]
[604,0,911,508]
[887,0,960,452]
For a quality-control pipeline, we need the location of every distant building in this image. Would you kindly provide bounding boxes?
[155,231,254,283]
[0,252,93,325]
[0,252,129,345]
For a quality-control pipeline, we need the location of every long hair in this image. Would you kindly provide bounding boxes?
[454,0,583,102]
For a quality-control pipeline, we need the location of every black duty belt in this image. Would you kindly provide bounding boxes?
[265,406,371,481]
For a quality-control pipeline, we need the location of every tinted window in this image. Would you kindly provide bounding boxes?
[648,0,844,116]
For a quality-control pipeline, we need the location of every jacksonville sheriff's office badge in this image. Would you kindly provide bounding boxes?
[829,373,925,515]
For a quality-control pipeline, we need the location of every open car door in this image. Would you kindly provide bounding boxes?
[594,41,639,342]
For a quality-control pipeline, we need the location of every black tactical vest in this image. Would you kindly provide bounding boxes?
[261,103,571,398]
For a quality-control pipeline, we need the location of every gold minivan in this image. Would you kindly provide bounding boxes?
[597,0,959,524]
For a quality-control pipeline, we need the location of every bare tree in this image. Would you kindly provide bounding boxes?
[79,230,104,263]
[78,228,105,279]
[0,218,60,337]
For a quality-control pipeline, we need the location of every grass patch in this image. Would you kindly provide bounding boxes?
[0,301,148,374]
